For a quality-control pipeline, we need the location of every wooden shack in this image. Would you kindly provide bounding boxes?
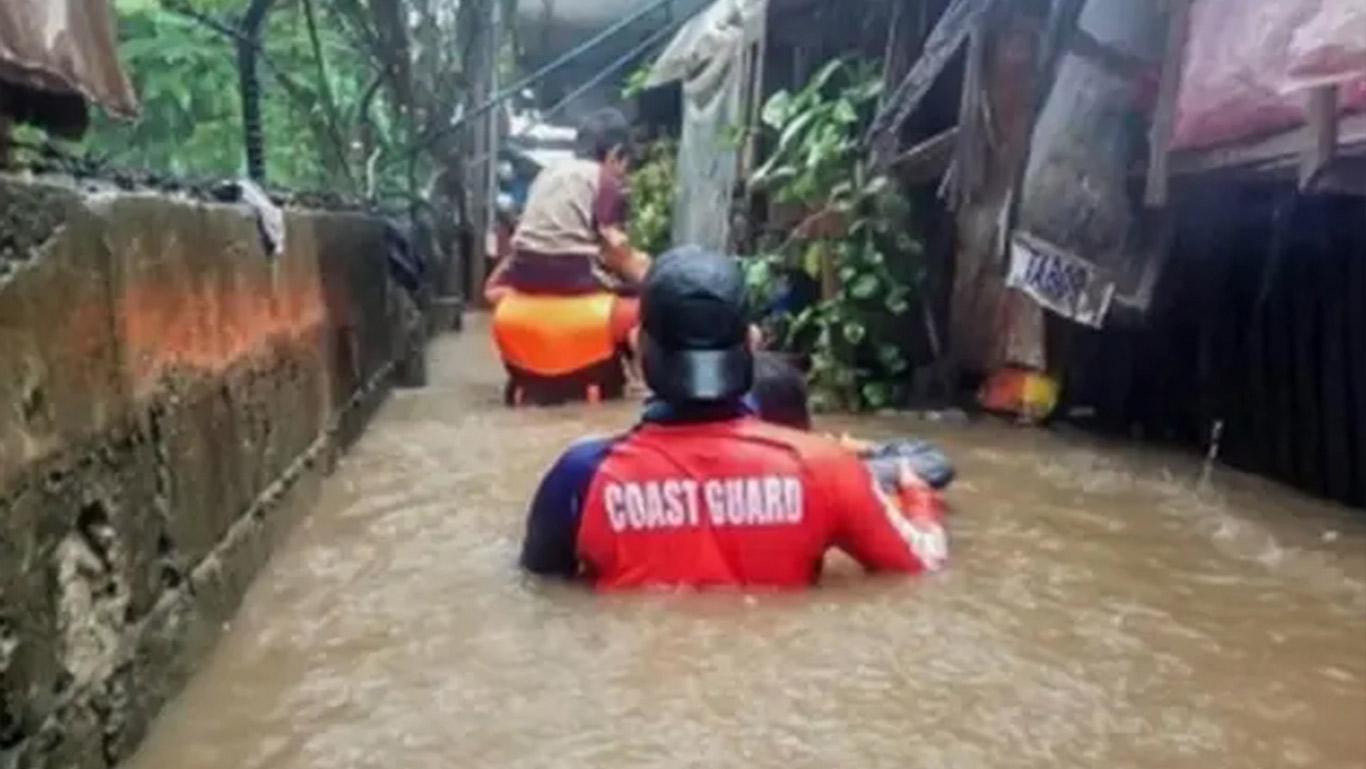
[762,0,1365,507]
[1036,0,1365,508]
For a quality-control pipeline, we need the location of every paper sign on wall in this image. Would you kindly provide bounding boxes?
[1006,232,1115,329]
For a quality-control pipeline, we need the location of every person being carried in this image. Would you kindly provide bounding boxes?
[519,247,947,590]
[746,351,957,492]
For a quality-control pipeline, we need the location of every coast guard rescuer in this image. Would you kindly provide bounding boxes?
[487,108,651,405]
[519,247,948,589]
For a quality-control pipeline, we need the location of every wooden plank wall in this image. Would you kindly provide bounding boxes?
[1242,193,1365,507]
[1058,186,1364,510]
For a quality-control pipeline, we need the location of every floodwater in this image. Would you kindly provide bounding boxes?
[129,320,1366,769]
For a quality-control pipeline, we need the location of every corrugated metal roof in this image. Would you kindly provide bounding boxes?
[0,0,139,120]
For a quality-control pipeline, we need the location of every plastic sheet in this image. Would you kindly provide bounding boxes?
[1286,0,1366,90]
[1172,0,1366,151]
[0,0,138,119]
[977,367,1060,424]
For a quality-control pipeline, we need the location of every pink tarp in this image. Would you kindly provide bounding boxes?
[1172,0,1366,151]
[1288,0,1366,90]
[0,0,139,119]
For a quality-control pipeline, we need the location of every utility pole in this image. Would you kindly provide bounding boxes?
[485,0,502,289]
[238,0,276,182]
[463,0,497,305]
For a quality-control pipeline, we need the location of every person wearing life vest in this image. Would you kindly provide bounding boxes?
[519,247,948,590]
[487,109,651,405]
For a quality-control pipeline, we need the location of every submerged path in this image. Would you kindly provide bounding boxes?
[128,320,1366,769]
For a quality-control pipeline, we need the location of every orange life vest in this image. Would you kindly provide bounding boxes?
[492,291,618,377]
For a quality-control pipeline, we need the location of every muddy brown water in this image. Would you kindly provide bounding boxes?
[128,320,1366,769]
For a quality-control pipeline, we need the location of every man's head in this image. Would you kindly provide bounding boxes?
[641,246,753,404]
[575,108,631,172]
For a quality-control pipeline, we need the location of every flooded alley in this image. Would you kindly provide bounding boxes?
[5,1,1366,767]
[126,322,1366,769]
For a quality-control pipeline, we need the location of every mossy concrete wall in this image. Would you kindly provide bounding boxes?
[0,177,409,768]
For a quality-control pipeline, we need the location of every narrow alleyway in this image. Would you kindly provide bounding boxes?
[127,321,1366,769]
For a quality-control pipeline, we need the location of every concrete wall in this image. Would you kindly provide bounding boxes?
[0,177,408,768]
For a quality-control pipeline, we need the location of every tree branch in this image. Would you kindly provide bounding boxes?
[161,0,309,99]
[163,0,358,186]
[302,0,357,189]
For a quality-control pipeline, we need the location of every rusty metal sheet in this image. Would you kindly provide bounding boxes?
[0,0,139,119]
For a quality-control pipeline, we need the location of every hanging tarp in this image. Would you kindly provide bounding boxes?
[645,0,767,252]
[1171,0,1366,151]
[1286,0,1366,91]
[0,0,139,121]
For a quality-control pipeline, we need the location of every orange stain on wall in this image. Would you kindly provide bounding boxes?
[119,264,332,395]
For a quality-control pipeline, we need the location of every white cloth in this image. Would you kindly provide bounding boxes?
[646,0,768,252]
[237,179,285,259]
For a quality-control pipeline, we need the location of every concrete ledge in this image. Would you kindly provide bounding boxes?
[0,176,417,768]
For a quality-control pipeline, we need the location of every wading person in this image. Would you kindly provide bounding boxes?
[519,247,948,589]
[487,108,651,405]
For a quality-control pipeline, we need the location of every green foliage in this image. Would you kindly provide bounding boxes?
[747,58,924,413]
[86,0,245,177]
[628,138,676,256]
[621,64,653,100]
[77,0,513,205]
[749,59,882,205]
[86,0,371,188]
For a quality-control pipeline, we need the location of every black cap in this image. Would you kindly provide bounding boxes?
[641,246,753,403]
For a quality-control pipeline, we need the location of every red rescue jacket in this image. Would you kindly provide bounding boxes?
[521,410,947,590]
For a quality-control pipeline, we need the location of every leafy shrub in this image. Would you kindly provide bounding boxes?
[747,59,926,412]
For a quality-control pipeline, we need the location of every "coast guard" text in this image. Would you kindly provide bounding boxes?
[603,476,803,532]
